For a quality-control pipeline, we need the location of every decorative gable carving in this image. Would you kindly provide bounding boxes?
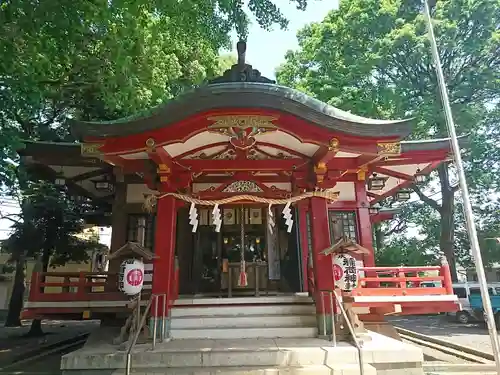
[222,180,264,193]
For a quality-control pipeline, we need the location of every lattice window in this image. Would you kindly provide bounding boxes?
[328,211,358,243]
[126,214,156,250]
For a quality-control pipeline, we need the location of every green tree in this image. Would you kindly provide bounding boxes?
[217,54,239,75]
[2,181,107,330]
[0,0,322,330]
[375,199,500,270]
[277,0,500,279]
[375,237,439,267]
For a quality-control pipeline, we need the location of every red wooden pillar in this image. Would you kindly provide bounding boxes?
[297,202,309,293]
[354,180,375,267]
[151,195,177,318]
[309,197,334,335]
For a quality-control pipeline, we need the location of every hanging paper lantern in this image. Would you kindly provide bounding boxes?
[332,253,358,291]
[119,259,145,295]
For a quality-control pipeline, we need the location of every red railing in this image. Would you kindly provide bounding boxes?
[353,262,454,297]
[28,271,152,302]
[26,261,454,315]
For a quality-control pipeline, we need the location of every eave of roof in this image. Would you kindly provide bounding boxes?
[70,83,414,140]
[17,140,80,155]
[400,136,467,152]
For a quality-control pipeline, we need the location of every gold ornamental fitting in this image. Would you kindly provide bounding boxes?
[145,138,156,149]
[377,142,401,155]
[328,138,340,152]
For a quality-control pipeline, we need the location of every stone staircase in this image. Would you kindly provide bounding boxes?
[61,295,425,375]
[118,338,377,375]
[169,295,318,339]
[153,295,377,374]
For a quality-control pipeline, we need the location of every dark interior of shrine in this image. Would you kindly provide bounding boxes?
[175,206,303,297]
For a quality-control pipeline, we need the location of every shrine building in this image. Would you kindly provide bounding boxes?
[20,42,459,343]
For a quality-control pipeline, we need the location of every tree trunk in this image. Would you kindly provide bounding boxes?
[438,163,457,281]
[27,249,50,336]
[5,163,30,327]
[5,256,26,327]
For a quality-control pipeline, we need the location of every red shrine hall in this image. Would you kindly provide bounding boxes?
[20,42,459,331]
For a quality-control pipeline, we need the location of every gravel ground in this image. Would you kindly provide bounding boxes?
[387,315,497,354]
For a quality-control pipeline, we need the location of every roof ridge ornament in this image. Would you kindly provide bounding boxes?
[208,40,276,85]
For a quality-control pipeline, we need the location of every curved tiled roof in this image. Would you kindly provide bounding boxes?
[70,83,414,139]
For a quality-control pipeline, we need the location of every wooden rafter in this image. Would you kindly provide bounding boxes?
[147,146,173,168]
[312,138,339,165]
[368,161,443,204]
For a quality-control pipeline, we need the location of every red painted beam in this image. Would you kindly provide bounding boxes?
[175,158,310,172]
[325,157,366,170]
[152,196,177,316]
[366,191,380,199]
[318,173,358,189]
[193,191,290,200]
[147,146,173,168]
[109,154,437,176]
[312,145,338,165]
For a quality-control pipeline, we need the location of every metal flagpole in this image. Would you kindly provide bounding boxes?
[423,1,500,371]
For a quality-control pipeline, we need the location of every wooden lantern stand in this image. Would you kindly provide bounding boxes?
[321,237,372,342]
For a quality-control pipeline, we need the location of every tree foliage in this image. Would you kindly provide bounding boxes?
[374,198,500,271]
[375,237,439,267]
[4,183,106,265]
[0,0,316,187]
[277,0,500,278]
[217,54,239,75]
[2,181,106,327]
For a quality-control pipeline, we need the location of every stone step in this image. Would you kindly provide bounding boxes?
[62,339,367,370]
[171,304,316,318]
[128,364,376,375]
[174,295,314,306]
[62,332,424,375]
[129,344,360,367]
[171,314,317,329]
[169,326,318,339]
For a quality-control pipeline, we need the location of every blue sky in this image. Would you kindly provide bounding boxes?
[228,0,337,79]
[0,1,337,242]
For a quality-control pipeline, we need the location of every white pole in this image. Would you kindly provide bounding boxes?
[423,1,500,371]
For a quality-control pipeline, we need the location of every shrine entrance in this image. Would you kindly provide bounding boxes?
[177,205,303,297]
